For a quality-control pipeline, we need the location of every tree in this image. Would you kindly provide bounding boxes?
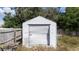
[15,7,58,27]
[58,7,79,35]
[3,7,58,28]
[15,7,43,27]
[3,13,20,28]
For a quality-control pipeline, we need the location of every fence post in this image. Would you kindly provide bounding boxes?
[14,30,16,44]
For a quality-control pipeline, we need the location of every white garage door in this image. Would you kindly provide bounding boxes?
[29,25,49,46]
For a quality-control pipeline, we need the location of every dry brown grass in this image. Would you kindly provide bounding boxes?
[57,35,79,51]
[16,45,56,51]
[16,35,79,51]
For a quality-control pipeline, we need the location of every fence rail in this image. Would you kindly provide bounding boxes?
[0,28,22,51]
[0,35,21,45]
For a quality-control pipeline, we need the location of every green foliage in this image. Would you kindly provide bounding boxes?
[3,13,20,28]
[15,7,43,28]
[3,7,79,35]
[3,7,58,28]
[15,7,58,24]
[58,7,79,33]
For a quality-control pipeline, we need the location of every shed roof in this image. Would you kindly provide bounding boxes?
[23,16,56,25]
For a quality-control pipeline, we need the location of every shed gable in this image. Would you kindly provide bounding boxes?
[23,16,56,25]
[22,16,57,48]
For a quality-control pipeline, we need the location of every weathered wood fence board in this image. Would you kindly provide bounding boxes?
[0,28,22,46]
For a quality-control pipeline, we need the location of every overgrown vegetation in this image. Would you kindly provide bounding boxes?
[16,35,79,51]
[58,8,79,35]
[0,35,79,51]
[57,35,79,51]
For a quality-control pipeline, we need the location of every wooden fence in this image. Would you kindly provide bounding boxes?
[0,28,22,51]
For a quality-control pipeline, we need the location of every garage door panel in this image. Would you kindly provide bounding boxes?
[30,33,47,45]
[30,26,49,34]
[29,25,49,46]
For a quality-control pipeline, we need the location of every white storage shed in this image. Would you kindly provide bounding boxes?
[22,16,57,48]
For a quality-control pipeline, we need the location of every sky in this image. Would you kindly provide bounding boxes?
[0,7,66,26]
[59,7,66,13]
[0,7,15,26]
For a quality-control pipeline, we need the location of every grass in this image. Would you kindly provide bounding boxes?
[57,35,79,51]
[15,35,79,51]
[16,45,56,51]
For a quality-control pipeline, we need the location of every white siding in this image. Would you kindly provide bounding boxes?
[23,16,57,48]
